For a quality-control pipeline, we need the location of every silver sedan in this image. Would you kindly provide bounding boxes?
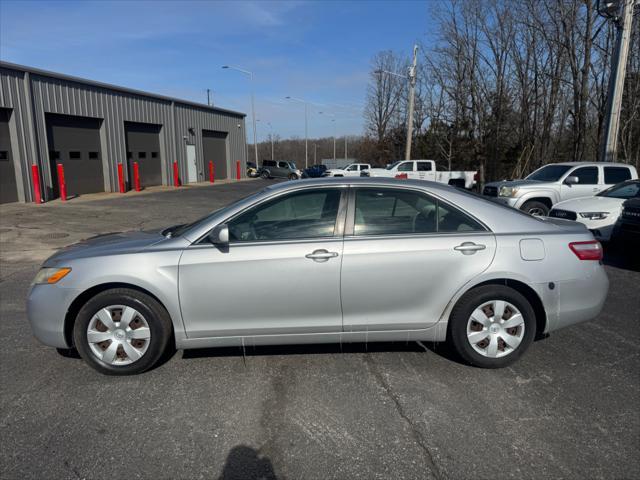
[27,178,609,375]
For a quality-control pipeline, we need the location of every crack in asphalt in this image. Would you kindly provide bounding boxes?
[362,354,444,480]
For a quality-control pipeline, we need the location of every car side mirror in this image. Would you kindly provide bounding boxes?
[208,224,229,246]
[564,175,579,185]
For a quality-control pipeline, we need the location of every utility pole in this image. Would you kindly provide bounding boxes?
[344,136,348,160]
[206,89,211,106]
[222,66,258,168]
[314,144,317,164]
[405,44,418,161]
[598,0,636,162]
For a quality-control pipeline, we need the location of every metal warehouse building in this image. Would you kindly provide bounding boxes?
[0,61,247,204]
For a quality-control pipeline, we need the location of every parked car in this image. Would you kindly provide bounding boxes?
[483,162,638,216]
[612,197,640,267]
[324,163,371,177]
[365,160,477,189]
[549,180,640,242]
[27,178,608,375]
[258,160,302,180]
[246,162,259,178]
[301,164,328,178]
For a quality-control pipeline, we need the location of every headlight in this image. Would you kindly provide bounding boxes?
[579,212,609,220]
[32,267,72,285]
[499,186,519,197]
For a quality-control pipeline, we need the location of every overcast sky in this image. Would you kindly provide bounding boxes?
[1,0,433,141]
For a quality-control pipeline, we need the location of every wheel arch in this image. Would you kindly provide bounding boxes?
[63,282,175,348]
[447,278,548,340]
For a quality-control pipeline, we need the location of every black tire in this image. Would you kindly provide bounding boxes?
[73,288,172,375]
[520,200,549,217]
[449,285,536,368]
[288,173,298,181]
[261,170,270,179]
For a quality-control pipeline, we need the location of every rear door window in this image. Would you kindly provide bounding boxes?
[604,167,632,185]
[353,188,484,236]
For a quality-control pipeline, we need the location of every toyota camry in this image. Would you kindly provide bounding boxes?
[27,178,609,375]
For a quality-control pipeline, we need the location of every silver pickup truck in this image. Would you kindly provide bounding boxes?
[483,162,638,216]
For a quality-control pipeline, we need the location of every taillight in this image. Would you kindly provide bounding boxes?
[569,241,603,261]
[474,172,479,181]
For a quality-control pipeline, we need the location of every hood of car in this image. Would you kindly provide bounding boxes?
[44,230,166,265]
[553,195,624,213]
[484,179,545,189]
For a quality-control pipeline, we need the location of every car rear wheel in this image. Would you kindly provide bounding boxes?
[521,200,549,217]
[449,285,536,368]
[261,170,270,179]
[73,288,172,375]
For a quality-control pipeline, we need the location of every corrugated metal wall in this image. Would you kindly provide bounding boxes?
[0,63,247,202]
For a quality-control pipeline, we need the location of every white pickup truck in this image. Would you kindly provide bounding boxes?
[324,163,371,177]
[365,159,477,189]
[483,161,638,216]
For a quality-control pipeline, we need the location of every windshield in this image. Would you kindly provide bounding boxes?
[597,181,640,199]
[386,161,401,170]
[288,162,297,169]
[526,165,572,182]
[165,189,267,237]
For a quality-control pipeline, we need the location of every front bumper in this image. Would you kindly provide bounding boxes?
[26,284,81,349]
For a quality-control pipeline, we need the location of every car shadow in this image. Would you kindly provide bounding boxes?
[217,445,278,480]
[182,340,427,360]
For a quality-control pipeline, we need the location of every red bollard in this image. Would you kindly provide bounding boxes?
[395,173,408,180]
[209,160,214,183]
[56,163,67,201]
[31,164,43,204]
[117,163,126,193]
[173,161,180,187]
[133,162,141,191]
[236,160,241,180]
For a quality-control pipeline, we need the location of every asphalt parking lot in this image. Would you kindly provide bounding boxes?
[1,181,639,480]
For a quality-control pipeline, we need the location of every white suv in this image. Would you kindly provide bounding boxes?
[483,162,638,216]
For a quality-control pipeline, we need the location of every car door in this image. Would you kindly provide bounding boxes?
[277,161,290,177]
[561,166,600,200]
[416,161,434,181]
[178,187,346,338]
[340,186,496,331]
[344,164,359,177]
[396,161,414,178]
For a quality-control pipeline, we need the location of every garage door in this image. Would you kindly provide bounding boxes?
[0,108,18,204]
[125,122,162,188]
[46,113,104,197]
[202,130,228,180]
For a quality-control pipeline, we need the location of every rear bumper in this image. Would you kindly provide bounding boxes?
[550,264,609,332]
[26,285,81,349]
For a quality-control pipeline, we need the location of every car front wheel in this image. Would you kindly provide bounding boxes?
[73,288,172,375]
[520,200,549,217]
[449,285,536,368]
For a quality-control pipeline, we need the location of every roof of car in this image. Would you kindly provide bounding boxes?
[263,176,457,192]
[547,161,633,167]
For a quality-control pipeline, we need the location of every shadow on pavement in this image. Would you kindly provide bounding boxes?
[182,341,426,360]
[217,445,278,480]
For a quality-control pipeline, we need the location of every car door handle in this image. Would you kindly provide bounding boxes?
[305,249,339,262]
[454,242,486,255]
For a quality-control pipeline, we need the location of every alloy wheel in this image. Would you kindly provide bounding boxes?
[86,305,151,365]
[466,300,525,358]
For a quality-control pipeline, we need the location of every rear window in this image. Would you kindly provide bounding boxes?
[263,160,276,167]
[604,167,632,185]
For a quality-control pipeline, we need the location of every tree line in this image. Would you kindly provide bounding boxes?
[251,0,639,181]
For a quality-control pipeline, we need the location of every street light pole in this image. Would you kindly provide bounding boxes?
[598,0,636,162]
[267,122,274,160]
[319,111,337,162]
[285,96,309,168]
[375,43,419,161]
[405,44,418,161]
[222,65,258,169]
